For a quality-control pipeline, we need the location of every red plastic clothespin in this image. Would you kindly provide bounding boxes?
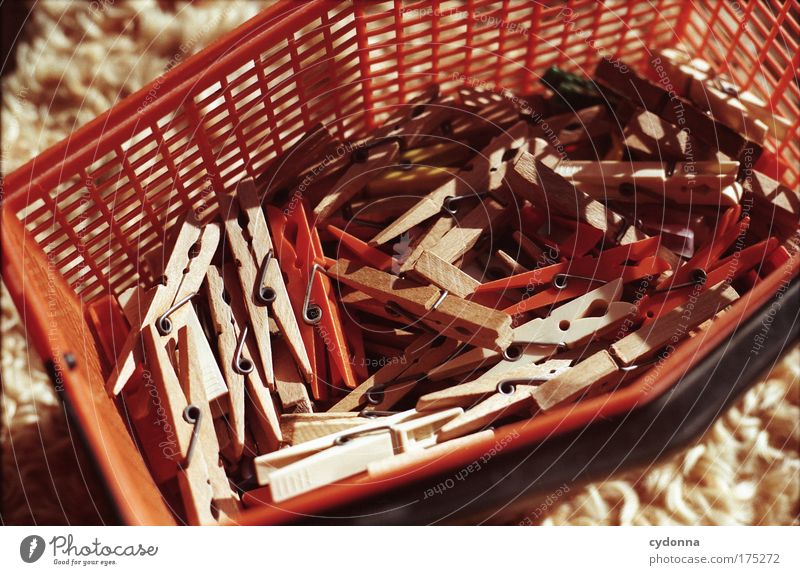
[326,224,398,272]
[267,202,357,399]
[639,236,779,324]
[476,236,670,316]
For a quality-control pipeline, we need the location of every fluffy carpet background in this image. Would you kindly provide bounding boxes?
[1,0,798,525]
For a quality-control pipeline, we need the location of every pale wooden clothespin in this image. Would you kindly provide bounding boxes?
[328,332,459,413]
[175,324,240,525]
[428,277,633,382]
[141,322,195,461]
[312,90,455,222]
[236,178,313,383]
[218,193,276,389]
[622,109,702,161]
[513,143,682,268]
[327,258,514,351]
[656,49,778,142]
[554,160,743,206]
[205,265,282,460]
[512,146,630,243]
[108,215,221,395]
[313,140,400,222]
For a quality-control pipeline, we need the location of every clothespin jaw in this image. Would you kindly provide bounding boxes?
[267,200,357,398]
[554,160,743,206]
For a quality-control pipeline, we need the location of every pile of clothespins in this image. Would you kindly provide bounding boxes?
[88,50,797,524]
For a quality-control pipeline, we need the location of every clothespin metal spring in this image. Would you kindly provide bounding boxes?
[442,192,490,216]
[156,292,197,335]
[255,249,277,305]
[303,264,325,325]
[333,425,394,445]
[233,325,254,375]
[178,404,202,469]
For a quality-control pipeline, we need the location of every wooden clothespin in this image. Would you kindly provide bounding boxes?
[235,178,314,383]
[370,121,531,247]
[218,193,277,389]
[554,159,743,206]
[108,215,220,395]
[486,281,740,418]
[424,276,633,408]
[530,350,620,412]
[418,358,572,412]
[253,410,415,483]
[594,58,762,173]
[418,280,636,439]
[313,140,400,222]
[327,258,514,351]
[476,237,670,315]
[372,86,456,148]
[267,200,357,398]
[526,104,614,147]
[641,236,778,324]
[205,265,282,459]
[175,324,240,524]
[141,323,194,462]
[654,49,783,142]
[612,282,740,367]
[312,89,455,222]
[512,147,685,267]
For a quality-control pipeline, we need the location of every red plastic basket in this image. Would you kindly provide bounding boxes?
[2,0,798,525]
